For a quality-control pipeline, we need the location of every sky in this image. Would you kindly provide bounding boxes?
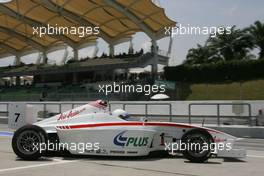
[162,0,264,65]
[0,0,264,68]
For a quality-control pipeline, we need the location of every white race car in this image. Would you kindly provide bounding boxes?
[12,100,246,162]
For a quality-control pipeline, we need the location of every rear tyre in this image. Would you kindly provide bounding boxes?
[12,125,47,160]
[181,129,213,163]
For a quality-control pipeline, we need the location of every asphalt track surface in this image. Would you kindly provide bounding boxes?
[0,124,264,176]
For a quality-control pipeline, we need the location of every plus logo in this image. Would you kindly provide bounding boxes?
[113,131,149,147]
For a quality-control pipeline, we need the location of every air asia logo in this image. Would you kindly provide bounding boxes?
[57,108,86,121]
[113,131,149,147]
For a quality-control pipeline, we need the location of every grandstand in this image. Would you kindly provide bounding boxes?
[0,0,176,101]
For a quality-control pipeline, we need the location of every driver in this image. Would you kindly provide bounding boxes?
[112,109,130,120]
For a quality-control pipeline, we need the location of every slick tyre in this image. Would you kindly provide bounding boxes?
[12,125,47,160]
[181,129,213,163]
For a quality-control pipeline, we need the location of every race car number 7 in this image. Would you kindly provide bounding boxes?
[14,113,20,123]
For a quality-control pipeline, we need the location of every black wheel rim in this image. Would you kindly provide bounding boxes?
[16,130,42,155]
[185,133,211,158]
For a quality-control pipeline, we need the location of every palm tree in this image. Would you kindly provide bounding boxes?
[207,26,254,61]
[247,21,264,59]
[185,44,219,65]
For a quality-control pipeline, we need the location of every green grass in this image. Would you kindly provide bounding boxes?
[186,80,264,100]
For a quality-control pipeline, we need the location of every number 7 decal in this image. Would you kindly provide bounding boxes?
[15,113,20,123]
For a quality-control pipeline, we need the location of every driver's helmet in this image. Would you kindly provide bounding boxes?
[112,109,130,119]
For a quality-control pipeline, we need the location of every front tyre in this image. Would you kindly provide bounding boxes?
[181,129,213,163]
[12,125,47,160]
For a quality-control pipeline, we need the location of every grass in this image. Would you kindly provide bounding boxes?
[186,79,264,100]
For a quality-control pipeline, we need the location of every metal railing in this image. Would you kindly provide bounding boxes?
[2,102,172,120]
[29,102,86,118]
[1,102,173,121]
[0,103,9,116]
[188,103,252,126]
[0,102,86,118]
[109,102,172,121]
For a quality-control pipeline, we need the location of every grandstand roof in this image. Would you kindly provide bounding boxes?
[0,0,176,58]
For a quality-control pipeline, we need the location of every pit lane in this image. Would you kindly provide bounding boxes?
[0,124,264,176]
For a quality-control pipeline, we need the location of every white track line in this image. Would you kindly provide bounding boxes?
[247,155,264,158]
[0,159,76,173]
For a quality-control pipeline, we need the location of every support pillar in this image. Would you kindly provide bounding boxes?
[15,76,21,86]
[10,77,14,86]
[42,52,48,64]
[14,56,21,66]
[128,39,134,54]
[151,39,158,80]
[109,44,115,58]
[73,48,79,60]
[125,68,129,80]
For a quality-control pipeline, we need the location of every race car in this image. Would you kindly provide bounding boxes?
[11,100,246,163]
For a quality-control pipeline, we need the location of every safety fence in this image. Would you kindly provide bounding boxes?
[0,101,259,126]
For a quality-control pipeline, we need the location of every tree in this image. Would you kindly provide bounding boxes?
[185,44,220,65]
[207,26,254,61]
[247,21,264,59]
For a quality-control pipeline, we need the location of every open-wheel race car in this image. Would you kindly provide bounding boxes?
[11,100,246,163]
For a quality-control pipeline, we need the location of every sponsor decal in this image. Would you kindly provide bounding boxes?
[95,149,108,154]
[127,151,138,154]
[113,131,149,147]
[110,150,125,154]
[57,108,86,121]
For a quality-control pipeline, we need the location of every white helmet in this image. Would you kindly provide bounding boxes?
[112,109,129,119]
